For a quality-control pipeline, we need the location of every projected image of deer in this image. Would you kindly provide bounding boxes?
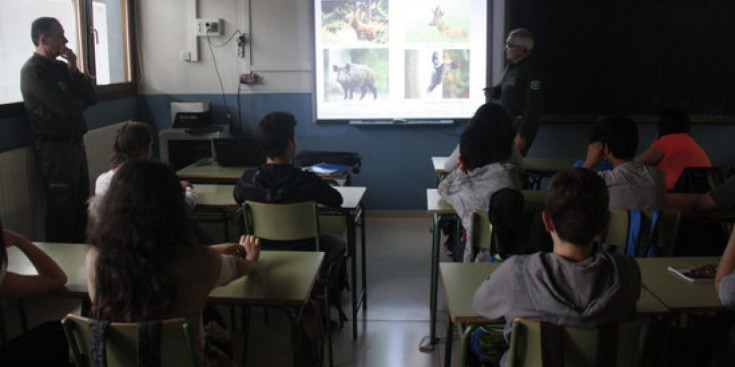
[403,0,470,44]
[320,0,389,45]
[324,48,388,102]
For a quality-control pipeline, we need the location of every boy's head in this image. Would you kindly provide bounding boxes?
[657,108,690,136]
[591,115,638,160]
[111,122,153,167]
[544,168,609,246]
[256,112,297,159]
[459,103,514,170]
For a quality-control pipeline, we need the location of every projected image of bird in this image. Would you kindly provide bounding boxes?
[427,52,460,93]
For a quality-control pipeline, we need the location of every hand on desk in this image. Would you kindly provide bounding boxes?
[239,235,261,262]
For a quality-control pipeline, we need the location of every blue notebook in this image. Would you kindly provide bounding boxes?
[304,162,352,176]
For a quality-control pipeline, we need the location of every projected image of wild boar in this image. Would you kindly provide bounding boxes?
[333,63,378,100]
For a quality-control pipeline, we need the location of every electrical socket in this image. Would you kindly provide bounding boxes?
[195,18,223,37]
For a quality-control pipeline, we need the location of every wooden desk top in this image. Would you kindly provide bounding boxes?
[8,243,324,306]
[522,157,577,174]
[426,188,547,214]
[636,256,723,312]
[440,262,670,324]
[178,162,352,182]
[178,162,252,181]
[431,156,577,175]
[196,184,366,211]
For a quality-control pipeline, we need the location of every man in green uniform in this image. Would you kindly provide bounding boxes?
[487,28,543,156]
[20,17,96,242]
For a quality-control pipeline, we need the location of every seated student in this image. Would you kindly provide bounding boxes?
[95,121,197,210]
[572,121,613,171]
[472,168,641,367]
[635,108,711,191]
[443,105,524,173]
[233,111,345,275]
[0,221,70,366]
[716,230,735,308]
[438,103,521,262]
[582,115,666,211]
[87,159,260,365]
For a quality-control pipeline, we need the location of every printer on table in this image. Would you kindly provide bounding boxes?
[171,100,223,134]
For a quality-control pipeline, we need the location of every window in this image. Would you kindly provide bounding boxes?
[0,0,134,106]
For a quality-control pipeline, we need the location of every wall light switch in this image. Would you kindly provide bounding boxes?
[195,18,223,37]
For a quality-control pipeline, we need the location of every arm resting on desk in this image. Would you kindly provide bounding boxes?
[716,231,735,295]
[0,231,67,298]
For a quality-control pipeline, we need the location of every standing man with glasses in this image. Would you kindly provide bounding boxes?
[486,28,543,156]
[21,17,96,242]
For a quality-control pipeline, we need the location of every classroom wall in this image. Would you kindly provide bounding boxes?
[134,0,735,210]
[0,97,140,154]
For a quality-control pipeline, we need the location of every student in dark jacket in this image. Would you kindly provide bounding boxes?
[233,111,345,264]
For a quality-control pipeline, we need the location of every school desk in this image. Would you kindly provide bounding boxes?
[193,184,369,339]
[177,161,354,185]
[422,188,548,351]
[431,156,577,189]
[636,256,722,312]
[7,243,325,367]
[439,262,670,367]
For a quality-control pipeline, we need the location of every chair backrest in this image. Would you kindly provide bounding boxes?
[242,201,321,251]
[508,318,647,367]
[602,209,681,257]
[671,166,725,193]
[470,211,493,259]
[61,314,199,367]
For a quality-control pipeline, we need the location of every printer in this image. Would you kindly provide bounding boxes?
[170,100,213,129]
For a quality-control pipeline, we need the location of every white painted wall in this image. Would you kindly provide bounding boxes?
[136,0,313,94]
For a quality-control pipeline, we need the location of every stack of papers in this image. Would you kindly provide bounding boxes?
[304,162,352,176]
[667,264,717,283]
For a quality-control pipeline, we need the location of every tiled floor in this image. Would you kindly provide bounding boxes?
[241,215,458,367]
[3,214,460,367]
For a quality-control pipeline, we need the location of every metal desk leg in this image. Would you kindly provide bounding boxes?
[444,320,454,366]
[359,204,367,314]
[459,323,474,367]
[420,212,442,351]
[347,212,359,339]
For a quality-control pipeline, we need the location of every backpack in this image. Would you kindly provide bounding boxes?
[294,151,362,174]
[298,300,325,367]
[488,188,525,259]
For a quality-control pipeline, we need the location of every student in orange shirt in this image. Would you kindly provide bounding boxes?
[635,108,711,190]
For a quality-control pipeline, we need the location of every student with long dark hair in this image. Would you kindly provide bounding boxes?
[0,219,70,366]
[86,159,260,363]
[94,121,197,210]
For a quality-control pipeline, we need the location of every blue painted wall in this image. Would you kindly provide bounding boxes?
[0,96,141,153]
[140,93,735,210]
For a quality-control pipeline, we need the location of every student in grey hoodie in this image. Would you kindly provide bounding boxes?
[472,168,641,366]
[438,103,521,262]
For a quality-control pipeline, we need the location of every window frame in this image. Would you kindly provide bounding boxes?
[0,0,137,118]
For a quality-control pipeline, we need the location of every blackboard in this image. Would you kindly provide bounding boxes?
[509,0,735,116]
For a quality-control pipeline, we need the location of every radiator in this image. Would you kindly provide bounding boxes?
[0,147,44,238]
[0,121,133,239]
[84,121,129,193]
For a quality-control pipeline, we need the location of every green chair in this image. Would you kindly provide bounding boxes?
[470,210,493,260]
[241,200,334,367]
[61,314,199,367]
[242,201,322,250]
[603,209,681,257]
[508,318,647,367]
